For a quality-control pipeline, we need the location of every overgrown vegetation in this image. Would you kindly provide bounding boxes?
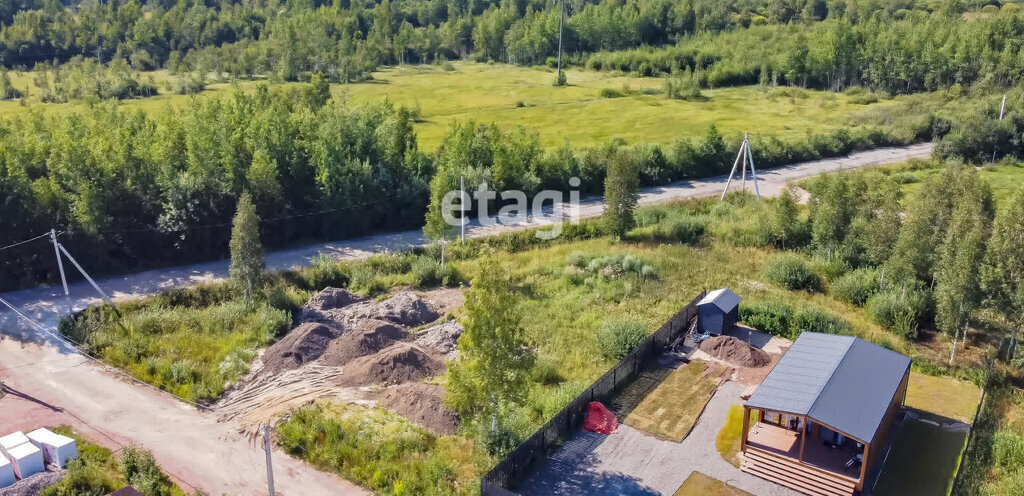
[276,402,487,496]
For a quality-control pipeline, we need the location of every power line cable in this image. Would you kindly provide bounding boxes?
[0,232,55,251]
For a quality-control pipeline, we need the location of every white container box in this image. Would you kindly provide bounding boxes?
[0,455,15,488]
[0,431,30,457]
[26,428,77,468]
[6,443,44,479]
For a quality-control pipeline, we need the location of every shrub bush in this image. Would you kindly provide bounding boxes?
[792,307,854,336]
[763,254,820,291]
[599,87,624,98]
[993,430,1024,469]
[596,319,649,359]
[831,268,881,306]
[866,288,932,339]
[739,302,794,337]
[530,355,564,385]
[410,257,457,287]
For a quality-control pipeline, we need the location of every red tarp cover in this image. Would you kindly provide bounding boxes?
[582,402,618,434]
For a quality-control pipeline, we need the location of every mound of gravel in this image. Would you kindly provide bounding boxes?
[308,287,364,310]
[355,291,441,327]
[699,335,771,368]
[377,383,459,435]
[301,288,365,324]
[320,319,409,367]
[262,322,342,374]
[3,467,66,496]
[338,343,445,386]
[414,321,463,361]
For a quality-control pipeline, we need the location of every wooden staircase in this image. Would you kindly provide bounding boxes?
[741,446,858,496]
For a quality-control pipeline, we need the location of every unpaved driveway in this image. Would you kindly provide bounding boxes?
[0,142,931,495]
[516,381,800,495]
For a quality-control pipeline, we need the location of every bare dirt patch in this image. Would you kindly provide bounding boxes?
[338,344,445,387]
[375,383,459,435]
[417,287,465,315]
[213,288,459,437]
[698,336,771,368]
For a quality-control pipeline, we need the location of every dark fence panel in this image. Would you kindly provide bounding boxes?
[481,291,706,495]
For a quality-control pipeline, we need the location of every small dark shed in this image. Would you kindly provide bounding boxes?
[698,288,741,335]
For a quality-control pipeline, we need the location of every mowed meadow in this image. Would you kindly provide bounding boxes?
[0,62,904,149]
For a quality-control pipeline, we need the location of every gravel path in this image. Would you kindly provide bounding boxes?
[0,142,931,495]
[517,381,801,495]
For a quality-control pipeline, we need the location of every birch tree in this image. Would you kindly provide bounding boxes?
[982,186,1024,360]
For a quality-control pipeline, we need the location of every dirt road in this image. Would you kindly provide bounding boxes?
[0,142,931,495]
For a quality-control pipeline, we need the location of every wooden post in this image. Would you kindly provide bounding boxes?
[741,406,751,452]
[858,442,870,491]
[798,416,807,463]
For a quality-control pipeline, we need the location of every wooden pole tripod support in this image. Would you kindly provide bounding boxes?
[720,132,761,201]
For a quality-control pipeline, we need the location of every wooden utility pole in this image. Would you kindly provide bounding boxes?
[556,0,565,85]
[262,424,276,496]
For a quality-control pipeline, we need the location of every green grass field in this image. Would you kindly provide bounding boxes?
[716,405,759,468]
[0,62,907,150]
[872,413,969,496]
[905,371,983,423]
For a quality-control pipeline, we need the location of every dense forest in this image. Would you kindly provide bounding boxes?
[2,0,1024,291]
[0,0,1020,91]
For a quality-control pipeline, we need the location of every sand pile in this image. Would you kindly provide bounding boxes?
[377,383,459,435]
[339,343,445,386]
[320,320,409,366]
[262,322,342,374]
[699,335,771,368]
[414,321,464,361]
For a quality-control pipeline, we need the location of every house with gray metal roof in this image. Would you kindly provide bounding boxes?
[738,332,911,496]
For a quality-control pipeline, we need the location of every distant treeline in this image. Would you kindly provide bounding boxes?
[583,12,1024,93]
[0,76,957,291]
[0,0,1012,86]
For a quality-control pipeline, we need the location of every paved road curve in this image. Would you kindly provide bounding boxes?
[0,142,931,495]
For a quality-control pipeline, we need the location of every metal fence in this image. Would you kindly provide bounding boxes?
[480,291,706,495]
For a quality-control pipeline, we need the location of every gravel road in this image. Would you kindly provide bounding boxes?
[0,142,932,495]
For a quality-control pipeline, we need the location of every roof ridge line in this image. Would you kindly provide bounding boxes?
[804,335,856,420]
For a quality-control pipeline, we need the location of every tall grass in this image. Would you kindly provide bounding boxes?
[277,403,488,496]
[65,301,289,403]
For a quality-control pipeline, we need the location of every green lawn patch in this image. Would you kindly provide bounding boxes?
[905,371,983,424]
[618,361,724,442]
[673,471,753,496]
[872,414,968,496]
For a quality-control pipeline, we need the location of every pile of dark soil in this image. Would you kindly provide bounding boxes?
[320,319,409,367]
[338,344,445,386]
[699,335,771,368]
[261,322,342,374]
[377,383,460,435]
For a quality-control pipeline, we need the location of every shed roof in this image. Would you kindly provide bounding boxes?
[746,332,911,443]
[698,288,741,312]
